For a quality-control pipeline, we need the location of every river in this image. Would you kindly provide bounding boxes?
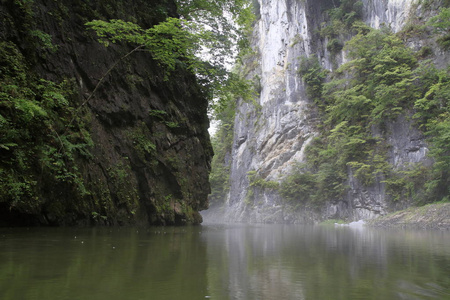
[0,224,448,299]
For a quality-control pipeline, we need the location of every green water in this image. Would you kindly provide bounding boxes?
[0,224,448,300]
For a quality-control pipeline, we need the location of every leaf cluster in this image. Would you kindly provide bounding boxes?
[86,0,255,111]
[427,7,450,49]
[319,0,363,56]
[298,55,328,102]
[0,41,92,210]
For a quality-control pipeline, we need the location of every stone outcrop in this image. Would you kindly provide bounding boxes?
[0,0,212,226]
[366,202,450,229]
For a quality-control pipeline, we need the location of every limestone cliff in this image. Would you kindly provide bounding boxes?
[204,0,449,223]
[0,0,212,226]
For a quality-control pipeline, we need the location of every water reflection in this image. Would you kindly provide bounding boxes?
[201,224,450,300]
[0,227,208,300]
[0,225,448,299]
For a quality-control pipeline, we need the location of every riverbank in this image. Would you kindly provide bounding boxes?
[366,202,450,230]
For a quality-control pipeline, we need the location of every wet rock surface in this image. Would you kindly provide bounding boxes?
[0,0,212,226]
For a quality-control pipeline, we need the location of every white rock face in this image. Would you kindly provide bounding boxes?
[362,0,414,32]
[239,0,319,178]
[258,0,311,106]
[206,0,429,224]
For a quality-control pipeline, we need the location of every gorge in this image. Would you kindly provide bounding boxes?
[0,0,448,227]
[1,1,449,298]
[205,0,449,224]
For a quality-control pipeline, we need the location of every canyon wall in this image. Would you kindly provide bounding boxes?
[204,0,448,223]
[0,0,212,226]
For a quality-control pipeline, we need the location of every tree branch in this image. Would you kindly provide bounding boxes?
[62,44,145,138]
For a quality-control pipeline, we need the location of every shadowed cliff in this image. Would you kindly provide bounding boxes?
[0,0,213,226]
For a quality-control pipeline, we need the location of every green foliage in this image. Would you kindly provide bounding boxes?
[319,0,363,57]
[208,101,236,206]
[412,63,450,202]
[427,7,450,49]
[244,170,278,205]
[107,161,139,212]
[127,121,156,162]
[413,63,450,126]
[347,152,390,186]
[283,14,449,206]
[85,0,255,112]
[148,109,168,119]
[279,164,316,205]
[148,109,179,129]
[308,143,348,198]
[422,112,450,201]
[29,30,58,53]
[86,18,200,74]
[279,159,348,208]
[383,164,431,203]
[154,194,176,221]
[318,26,444,203]
[91,211,108,221]
[176,0,256,61]
[0,41,92,211]
[247,170,279,189]
[328,0,363,27]
[323,27,419,129]
[326,38,344,55]
[298,55,328,103]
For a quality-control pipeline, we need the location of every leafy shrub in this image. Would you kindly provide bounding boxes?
[0,40,92,211]
[283,17,449,206]
[298,55,328,103]
[427,7,450,49]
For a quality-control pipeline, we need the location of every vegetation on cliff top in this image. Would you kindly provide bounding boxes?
[86,0,255,111]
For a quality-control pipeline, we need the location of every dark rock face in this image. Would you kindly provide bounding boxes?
[0,0,212,226]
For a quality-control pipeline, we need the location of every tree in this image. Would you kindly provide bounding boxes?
[428,7,450,49]
[85,0,255,111]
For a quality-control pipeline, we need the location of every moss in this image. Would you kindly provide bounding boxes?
[107,160,139,212]
[0,39,94,219]
[127,121,156,162]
